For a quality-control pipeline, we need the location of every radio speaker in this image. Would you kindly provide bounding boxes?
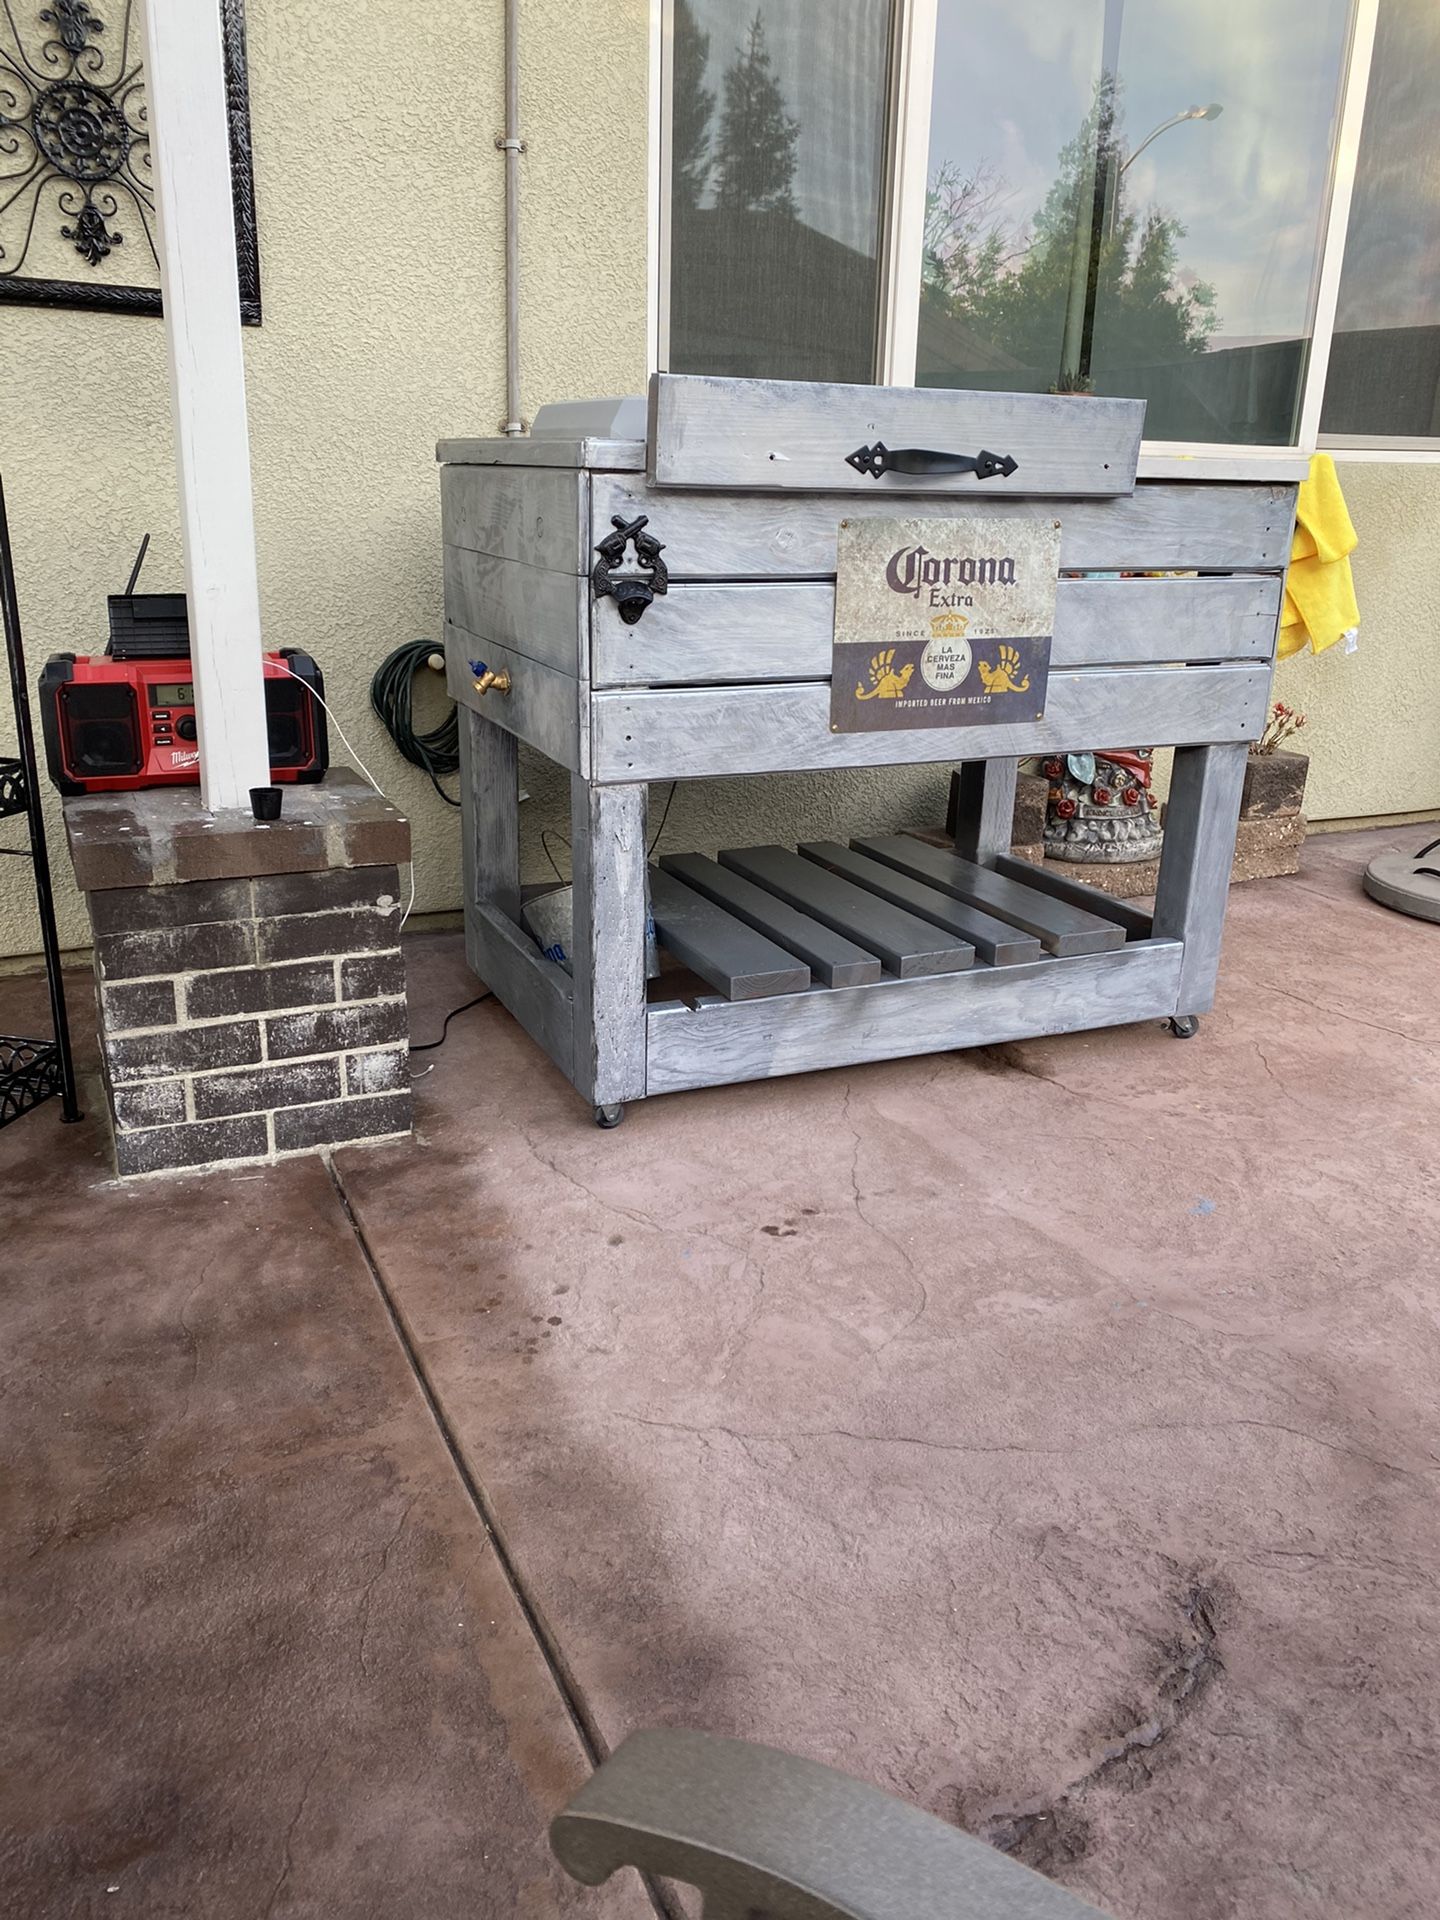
[265,677,310,768]
[65,683,142,778]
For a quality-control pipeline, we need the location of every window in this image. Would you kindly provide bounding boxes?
[1320,0,1440,446]
[656,1,1427,458]
[915,0,1351,445]
[664,0,894,383]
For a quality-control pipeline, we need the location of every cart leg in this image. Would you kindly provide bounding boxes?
[459,707,521,929]
[571,779,648,1115]
[949,757,1018,863]
[1152,742,1248,1023]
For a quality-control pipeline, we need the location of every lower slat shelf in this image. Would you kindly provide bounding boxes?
[645,939,1184,1093]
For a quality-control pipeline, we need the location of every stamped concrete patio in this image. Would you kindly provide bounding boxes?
[4,823,1438,1920]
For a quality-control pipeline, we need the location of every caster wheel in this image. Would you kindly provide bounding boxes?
[594,1103,626,1129]
[1166,1015,1200,1039]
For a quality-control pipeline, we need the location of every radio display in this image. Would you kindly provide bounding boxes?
[149,683,194,707]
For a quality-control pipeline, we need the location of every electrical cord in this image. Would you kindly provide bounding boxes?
[648,779,677,854]
[268,658,417,929]
[535,782,677,888]
[370,639,461,807]
[409,990,492,1053]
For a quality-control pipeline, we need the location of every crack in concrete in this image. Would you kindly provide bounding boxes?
[1251,1038,1308,1111]
[262,1744,330,1918]
[1235,974,1440,1054]
[609,1411,1437,1481]
[977,1583,1223,1874]
[517,1124,664,1237]
[356,1494,418,1678]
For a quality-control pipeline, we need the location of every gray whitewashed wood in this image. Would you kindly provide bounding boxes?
[570,780,648,1105]
[950,759,1019,864]
[659,854,882,988]
[591,477,1295,578]
[445,622,586,774]
[649,867,812,1000]
[800,842,1040,965]
[443,546,585,676]
[467,902,576,1082]
[591,664,1270,783]
[438,435,644,472]
[797,839,1036,962]
[590,573,1282,689]
[645,941,1184,1093]
[441,465,588,573]
[648,374,1143,497]
[460,706,521,923]
[1151,742,1250,1013]
[719,846,974,978]
[993,852,1154,938]
[855,837,1125,955]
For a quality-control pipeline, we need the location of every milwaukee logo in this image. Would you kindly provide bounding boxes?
[885,545,1017,599]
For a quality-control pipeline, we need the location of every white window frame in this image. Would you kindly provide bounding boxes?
[648,0,1433,470]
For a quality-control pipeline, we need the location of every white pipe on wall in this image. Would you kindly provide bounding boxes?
[498,0,525,435]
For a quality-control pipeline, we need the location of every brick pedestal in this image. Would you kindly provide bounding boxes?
[64,772,414,1177]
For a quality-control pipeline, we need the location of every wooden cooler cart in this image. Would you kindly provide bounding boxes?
[439,376,1295,1126]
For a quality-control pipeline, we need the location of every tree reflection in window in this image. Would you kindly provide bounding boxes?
[667,1,890,385]
[922,74,1219,398]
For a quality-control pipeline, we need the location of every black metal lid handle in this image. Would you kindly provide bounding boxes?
[846,442,1018,482]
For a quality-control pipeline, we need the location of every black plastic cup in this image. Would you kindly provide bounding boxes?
[250,786,283,822]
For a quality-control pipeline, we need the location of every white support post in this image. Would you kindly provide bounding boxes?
[142,0,270,812]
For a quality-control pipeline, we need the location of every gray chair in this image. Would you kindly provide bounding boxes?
[551,1729,1111,1919]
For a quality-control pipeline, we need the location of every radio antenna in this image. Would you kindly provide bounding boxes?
[123,533,151,597]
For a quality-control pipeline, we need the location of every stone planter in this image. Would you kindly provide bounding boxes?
[1242,748,1309,819]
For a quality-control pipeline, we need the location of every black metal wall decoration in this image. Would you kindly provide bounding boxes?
[0,0,261,323]
[0,470,81,1132]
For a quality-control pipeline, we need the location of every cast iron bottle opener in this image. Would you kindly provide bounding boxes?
[845,443,1019,481]
[592,513,669,625]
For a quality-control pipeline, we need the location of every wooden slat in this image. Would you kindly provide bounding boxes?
[799,842,1040,966]
[645,940,1184,1094]
[592,477,1295,579]
[855,836,1125,956]
[445,623,586,775]
[467,902,575,1083]
[443,545,585,676]
[460,706,520,923]
[570,781,647,1107]
[590,664,1271,783]
[951,760,1018,864]
[591,573,1281,688]
[718,846,973,979]
[1152,742,1250,1016]
[991,851,1153,938]
[648,374,1142,497]
[441,465,588,573]
[649,867,811,1001]
[659,853,882,988]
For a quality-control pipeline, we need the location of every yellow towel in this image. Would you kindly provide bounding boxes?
[1278,453,1359,659]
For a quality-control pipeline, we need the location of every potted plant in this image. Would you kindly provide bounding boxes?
[1243,701,1309,819]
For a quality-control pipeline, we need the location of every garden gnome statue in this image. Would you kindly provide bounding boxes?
[1043,748,1163,863]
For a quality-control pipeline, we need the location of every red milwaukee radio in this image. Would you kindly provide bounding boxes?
[39,539,328,796]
